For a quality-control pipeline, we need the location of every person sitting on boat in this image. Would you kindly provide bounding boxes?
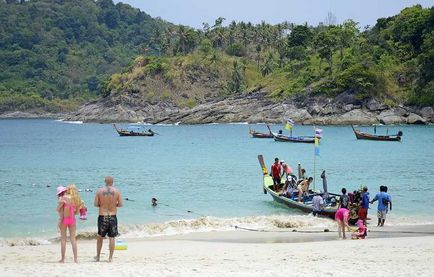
[286,174,298,189]
[296,169,307,185]
[270,158,282,191]
[297,177,313,202]
[279,182,296,198]
[312,193,324,216]
[339,188,350,209]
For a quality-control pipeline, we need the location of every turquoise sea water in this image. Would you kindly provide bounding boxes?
[0,119,433,240]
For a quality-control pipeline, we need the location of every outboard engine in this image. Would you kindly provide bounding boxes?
[397,131,403,137]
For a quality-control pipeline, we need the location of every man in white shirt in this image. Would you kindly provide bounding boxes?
[312,193,324,216]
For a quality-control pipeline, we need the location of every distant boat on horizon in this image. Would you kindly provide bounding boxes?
[113,124,156,137]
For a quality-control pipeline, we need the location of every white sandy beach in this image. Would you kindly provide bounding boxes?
[1,225,434,277]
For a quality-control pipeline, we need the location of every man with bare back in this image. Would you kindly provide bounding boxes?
[94,176,123,262]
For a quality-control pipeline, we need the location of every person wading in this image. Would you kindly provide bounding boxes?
[94,176,123,262]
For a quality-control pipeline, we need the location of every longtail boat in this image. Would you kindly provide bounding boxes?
[249,126,273,138]
[274,134,316,143]
[351,125,402,142]
[267,126,318,144]
[113,124,155,137]
[257,155,338,218]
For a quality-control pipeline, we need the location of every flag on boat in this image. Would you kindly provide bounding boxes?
[285,118,295,130]
[314,128,323,138]
[314,137,320,156]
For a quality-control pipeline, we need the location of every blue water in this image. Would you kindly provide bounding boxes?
[0,119,433,238]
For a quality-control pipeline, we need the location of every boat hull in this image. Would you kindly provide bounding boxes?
[249,128,273,138]
[351,125,401,141]
[251,132,273,138]
[117,132,154,137]
[274,135,316,143]
[262,176,337,218]
[113,124,155,137]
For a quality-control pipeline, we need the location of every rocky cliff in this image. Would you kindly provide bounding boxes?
[65,90,432,125]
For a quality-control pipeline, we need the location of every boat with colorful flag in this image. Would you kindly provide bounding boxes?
[257,155,339,218]
[273,135,317,143]
[267,121,321,144]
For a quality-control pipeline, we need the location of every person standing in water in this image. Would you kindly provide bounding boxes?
[57,184,82,263]
[371,185,392,227]
[94,176,123,262]
[358,186,370,225]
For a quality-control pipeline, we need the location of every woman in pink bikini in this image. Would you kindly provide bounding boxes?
[56,184,82,263]
[335,207,350,239]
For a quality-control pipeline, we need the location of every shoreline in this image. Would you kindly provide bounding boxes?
[2,221,433,246]
[0,111,433,125]
[1,225,433,276]
[1,93,433,125]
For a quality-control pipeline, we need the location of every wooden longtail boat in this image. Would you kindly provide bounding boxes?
[113,124,155,137]
[249,126,273,138]
[267,126,318,144]
[257,155,338,218]
[351,125,402,142]
[274,134,316,143]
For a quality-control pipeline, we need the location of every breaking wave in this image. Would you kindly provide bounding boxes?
[87,215,334,239]
[3,214,433,247]
[0,215,333,246]
[0,237,51,247]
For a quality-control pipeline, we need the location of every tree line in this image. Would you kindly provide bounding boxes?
[0,1,433,113]
[147,5,434,105]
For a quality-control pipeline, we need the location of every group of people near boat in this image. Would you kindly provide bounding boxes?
[270,157,393,239]
[56,176,123,263]
[270,157,313,203]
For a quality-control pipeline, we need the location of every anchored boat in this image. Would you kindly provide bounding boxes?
[267,125,318,143]
[249,126,274,138]
[351,125,402,141]
[113,124,156,137]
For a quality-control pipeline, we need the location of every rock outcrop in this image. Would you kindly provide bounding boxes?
[65,91,433,125]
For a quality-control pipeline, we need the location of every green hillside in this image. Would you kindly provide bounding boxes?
[101,5,434,108]
[1,2,433,113]
[0,0,169,112]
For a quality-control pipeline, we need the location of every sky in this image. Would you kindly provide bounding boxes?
[114,0,434,29]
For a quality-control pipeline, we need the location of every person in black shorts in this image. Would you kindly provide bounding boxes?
[98,215,118,238]
[94,176,123,262]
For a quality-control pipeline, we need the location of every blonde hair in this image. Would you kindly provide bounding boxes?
[66,184,82,215]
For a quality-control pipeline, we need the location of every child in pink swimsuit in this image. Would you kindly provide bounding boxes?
[352,219,367,239]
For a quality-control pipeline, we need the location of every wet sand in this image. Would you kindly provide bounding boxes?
[1,224,433,276]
